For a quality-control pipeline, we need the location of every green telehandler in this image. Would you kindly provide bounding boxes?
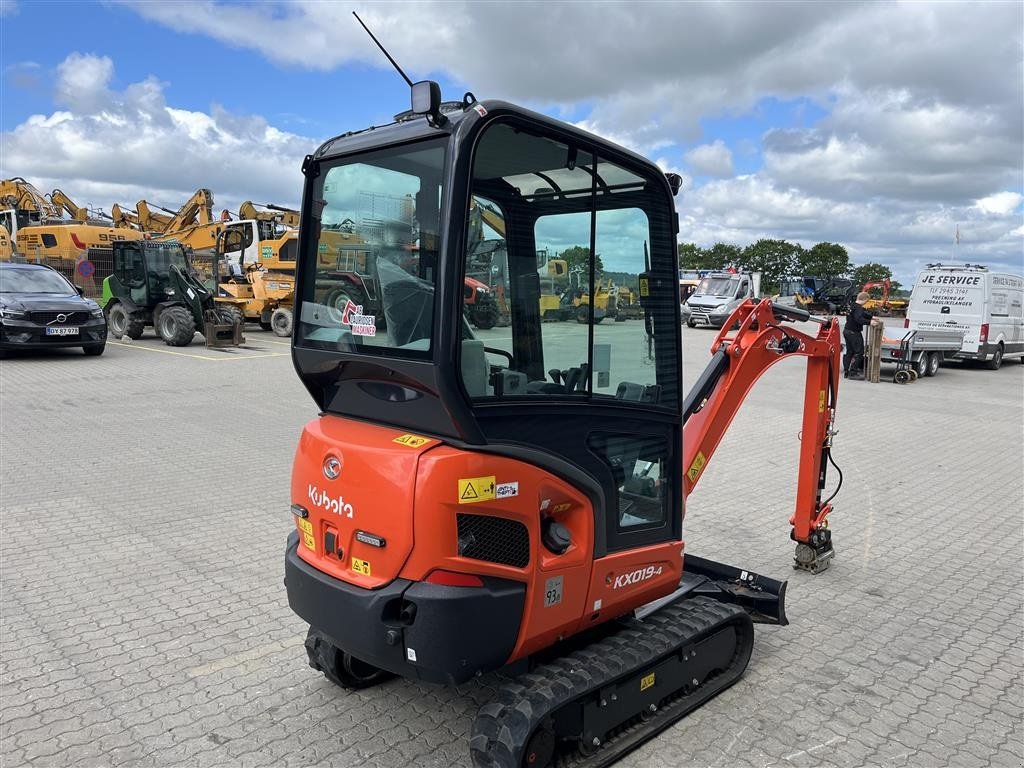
[101,239,244,347]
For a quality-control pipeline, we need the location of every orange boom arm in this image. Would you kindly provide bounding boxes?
[682,298,842,572]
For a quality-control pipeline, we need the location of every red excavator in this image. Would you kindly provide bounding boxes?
[285,83,842,768]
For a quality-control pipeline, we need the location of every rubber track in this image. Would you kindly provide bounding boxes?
[469,596,753,768]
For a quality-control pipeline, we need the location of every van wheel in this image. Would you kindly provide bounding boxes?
[686,319,696,328]
[986,343,1004,370]
[925,352,940,377]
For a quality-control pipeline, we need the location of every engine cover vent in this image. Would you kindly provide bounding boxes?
[457,514,529,568]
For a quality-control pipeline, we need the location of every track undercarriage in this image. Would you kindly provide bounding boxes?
[304,556,786,768]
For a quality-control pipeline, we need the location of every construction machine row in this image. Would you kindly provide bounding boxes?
[1,178,648,349]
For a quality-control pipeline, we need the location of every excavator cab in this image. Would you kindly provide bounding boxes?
[287,87,840,768]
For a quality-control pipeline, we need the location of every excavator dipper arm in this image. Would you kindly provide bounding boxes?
[682,298,842,573]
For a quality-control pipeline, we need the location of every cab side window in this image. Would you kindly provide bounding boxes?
[459,120,676,407]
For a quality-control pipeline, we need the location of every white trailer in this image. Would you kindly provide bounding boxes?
[876,323,966,383]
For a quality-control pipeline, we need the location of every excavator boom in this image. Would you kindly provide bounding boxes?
[683,299,841,572]
[1,177,60,220]
[48,189,89,222]
[239,201,300,227]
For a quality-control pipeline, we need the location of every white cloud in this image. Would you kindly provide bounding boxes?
[1,53,308,216]
[974,191,1023,216]
[684,140,734,178]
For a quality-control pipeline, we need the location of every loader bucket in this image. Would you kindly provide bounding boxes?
[204,320,245,348]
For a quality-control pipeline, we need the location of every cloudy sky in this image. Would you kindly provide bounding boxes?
[1,0,1021,283]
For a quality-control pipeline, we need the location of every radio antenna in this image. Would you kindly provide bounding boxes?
[352,11,413,87]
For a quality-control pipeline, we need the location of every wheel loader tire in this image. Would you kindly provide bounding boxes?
[107,303,144,340]
[260,320,273,331]
[271,307,293,337]
[218,305,245,328]
[576,306,589,324]
[324,285,367,325]
[304,628,393,690]
[471,305,498,330]
[157,306,196,346]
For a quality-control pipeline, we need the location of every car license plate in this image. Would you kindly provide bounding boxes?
[45,327,79,336]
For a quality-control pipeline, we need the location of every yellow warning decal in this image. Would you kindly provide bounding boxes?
[393,433,432,448]
[351,557,371,576]
[818,390,826,413]
[640,672,656,691]
[458,475,496,504]
[639,277,650,297]
[296,517,315,550]
[686,451,707,483]
[552,502,572,514]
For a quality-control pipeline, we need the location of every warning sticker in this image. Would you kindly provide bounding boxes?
[552,502,571,514]
[393,433,433,448]
[458,475,496,504]
[640,672,656,692]
[340,300,376,337]
[639,277,650,297]
[496,481,519,499]
[818,390,826,413]
[686,451,707,484]
[297,517,315,550]
[351,557,371,576]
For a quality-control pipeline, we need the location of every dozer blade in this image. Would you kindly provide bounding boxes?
[469,596,754,768]
[204,321,245,348]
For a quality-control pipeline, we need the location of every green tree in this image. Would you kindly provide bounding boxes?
[740,239,802,294]
[852,262,901,294]
[706,242,743,270]
[677,242,711,270]
[558,245,604,274]
[797,242,852,281]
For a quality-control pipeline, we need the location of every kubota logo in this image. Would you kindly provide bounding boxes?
[612,565,663,590]
[308,484,354,518]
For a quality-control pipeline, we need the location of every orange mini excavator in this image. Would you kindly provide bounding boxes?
[284,82,842,768]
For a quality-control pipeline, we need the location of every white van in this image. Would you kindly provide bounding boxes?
[682,271,761,328]
[906,263,1024,369]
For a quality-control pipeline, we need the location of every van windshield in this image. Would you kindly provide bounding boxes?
[695,276,739,297]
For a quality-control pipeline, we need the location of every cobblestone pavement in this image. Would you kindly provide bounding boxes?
[1,327,1022,768]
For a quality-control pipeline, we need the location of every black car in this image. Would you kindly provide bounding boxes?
[0,262,107,356]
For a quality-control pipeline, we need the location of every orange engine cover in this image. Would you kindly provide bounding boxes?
[291,415,684,667]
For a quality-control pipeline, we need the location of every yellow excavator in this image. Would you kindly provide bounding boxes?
[135,200,176,233]
[48,189,90,222]
[239,201,300,228]
[0,225,12,260]
[1,178,142,294]
[110,203,141,230]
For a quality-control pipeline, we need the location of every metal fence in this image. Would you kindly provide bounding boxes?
[8,248,113,298]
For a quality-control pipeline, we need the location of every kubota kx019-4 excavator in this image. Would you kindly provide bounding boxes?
[285,84,842,768]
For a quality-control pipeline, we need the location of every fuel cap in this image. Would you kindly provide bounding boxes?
[541,519,571,555]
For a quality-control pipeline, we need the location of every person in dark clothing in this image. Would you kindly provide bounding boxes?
[844,291,881,379]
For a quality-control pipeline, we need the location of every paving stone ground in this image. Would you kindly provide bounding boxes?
[1,326,1021,768]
